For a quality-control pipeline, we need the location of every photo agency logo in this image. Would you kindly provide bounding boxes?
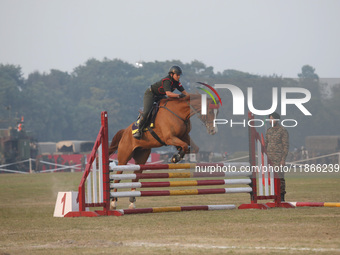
[197,83,312,128]
[196,82,222,115]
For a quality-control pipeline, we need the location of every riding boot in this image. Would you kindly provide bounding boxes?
[133,116,145,139]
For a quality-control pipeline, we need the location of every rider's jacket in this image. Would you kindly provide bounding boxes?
[150,75,184,96]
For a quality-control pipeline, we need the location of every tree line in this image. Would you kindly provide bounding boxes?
[1,59,339,153]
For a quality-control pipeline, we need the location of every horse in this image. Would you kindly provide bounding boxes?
[108,93,219,209]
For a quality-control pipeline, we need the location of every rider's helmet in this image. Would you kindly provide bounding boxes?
[168,65,183,76]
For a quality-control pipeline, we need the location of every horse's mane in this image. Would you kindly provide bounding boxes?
[163,93,216,106]
[159,94,216,114]
[162,93,202,103]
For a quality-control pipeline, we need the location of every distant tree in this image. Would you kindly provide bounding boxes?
[0,64,24,121]
[1,59,337,153]
[298,65,319,81]
[297,65,321,101]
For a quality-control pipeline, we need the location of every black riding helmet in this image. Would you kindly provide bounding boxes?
[168,65,183,76]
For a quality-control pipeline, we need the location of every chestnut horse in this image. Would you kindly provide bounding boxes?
[109,93,219,209]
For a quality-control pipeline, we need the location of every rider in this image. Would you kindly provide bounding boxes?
[133,65,189,139]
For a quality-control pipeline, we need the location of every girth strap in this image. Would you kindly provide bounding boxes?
[147,127,167,146]
[146,100,192,146]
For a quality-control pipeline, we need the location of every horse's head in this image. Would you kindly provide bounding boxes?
[188,94,219,135]
[202,99,219,135]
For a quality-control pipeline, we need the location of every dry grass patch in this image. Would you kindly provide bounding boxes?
[0,172,339,254]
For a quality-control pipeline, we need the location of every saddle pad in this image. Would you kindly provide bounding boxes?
[131,103,159,135]
[131,117,154,135]
[131,121,139,135]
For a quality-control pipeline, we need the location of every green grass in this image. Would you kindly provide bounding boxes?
[0,172,339,254]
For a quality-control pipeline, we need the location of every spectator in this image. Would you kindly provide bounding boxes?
[265,112,289,202]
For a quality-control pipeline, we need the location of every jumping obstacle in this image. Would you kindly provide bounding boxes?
[114,204,236,216]
[110,178,252,189]
[110,170,251,180]
[289,202,340,207]
[61,111,295,217]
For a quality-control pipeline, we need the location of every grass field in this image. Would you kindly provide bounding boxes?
[0,171,339,255]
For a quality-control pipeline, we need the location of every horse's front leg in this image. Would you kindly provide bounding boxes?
[165,136,189,163]
[181,134,199,154]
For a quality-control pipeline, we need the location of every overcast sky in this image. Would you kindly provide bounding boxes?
[1,0,339,78]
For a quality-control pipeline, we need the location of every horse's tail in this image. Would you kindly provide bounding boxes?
[108,129,125,155]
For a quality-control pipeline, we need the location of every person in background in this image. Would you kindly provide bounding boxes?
[265,112,289,202]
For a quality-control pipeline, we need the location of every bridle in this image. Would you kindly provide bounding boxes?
[188,101,219,130]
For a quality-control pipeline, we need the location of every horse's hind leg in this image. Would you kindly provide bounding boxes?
[129,148,151,209]
[110,170,123,210]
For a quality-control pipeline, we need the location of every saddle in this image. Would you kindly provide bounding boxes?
[131,102,160,135]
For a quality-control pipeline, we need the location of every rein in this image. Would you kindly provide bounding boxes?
[160,98,212,127]
[159,101,189,125]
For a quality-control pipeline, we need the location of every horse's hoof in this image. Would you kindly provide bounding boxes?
[110,201,117,210]
[171,154,181,163]
[128,203,136,209]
